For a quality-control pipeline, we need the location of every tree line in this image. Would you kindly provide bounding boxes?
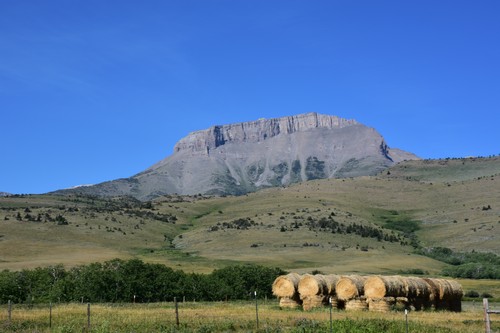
[0,259,285,304]
[419,247,500,279]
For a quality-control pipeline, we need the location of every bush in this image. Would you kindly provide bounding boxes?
[481,292,493,299]
[0,260,285,303]
[464,290,480,298]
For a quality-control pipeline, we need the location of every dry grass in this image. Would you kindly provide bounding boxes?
[0,157,499,275]
[0,301,498,332]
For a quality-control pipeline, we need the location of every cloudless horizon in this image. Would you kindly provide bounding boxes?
[1,1,499,194]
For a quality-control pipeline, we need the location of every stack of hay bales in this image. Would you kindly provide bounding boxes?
[364,276,463,312]
[364,275,406,312]
[298,274,328,311]
[272,273,302,308]
[273,272,463,312]
[404,276,431,310]
[336,275,367,311]
[323,274,341,308]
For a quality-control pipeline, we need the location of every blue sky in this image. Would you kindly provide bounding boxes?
[1,1,499,194]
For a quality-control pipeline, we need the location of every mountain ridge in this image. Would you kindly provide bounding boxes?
[54,113,419,200]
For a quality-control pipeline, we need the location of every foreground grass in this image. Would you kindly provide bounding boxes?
[1,301,498,333]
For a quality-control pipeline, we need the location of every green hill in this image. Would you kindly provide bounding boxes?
[0,157,499,277]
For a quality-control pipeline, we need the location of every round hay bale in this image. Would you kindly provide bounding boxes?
[345,297,368,311]
[336,275,366,301]
[323,274,341,295]
[298,274,328,299]
[364,275,406,299]
[422,278,440,309]
[279,296,301,309]
[272,273,301,298]
[403,277,431,300]
[368,297,394,312]
[403,277,431,310]
[302,295,327,311]
[431,278,463,312]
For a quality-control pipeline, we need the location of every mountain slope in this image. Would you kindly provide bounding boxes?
[1,156,498,274]
[56,113,418,200]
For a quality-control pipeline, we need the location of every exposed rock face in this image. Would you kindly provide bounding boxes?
[174,113,358,154]
[57,113,419,200]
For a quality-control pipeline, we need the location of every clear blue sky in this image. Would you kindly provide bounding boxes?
[1,1,499,194]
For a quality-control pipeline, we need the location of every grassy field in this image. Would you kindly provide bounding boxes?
[1,300,498,333]
[0,157,498,275]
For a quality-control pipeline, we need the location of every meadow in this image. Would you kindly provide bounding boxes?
[1,157,499,332]
[1,300,499,333]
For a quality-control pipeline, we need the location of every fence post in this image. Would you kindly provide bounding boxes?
[254,291,259,330]
[405,309,409,333]
[87,303,91,332]
[484,298,491,333]
[329,297,333,333]
[8,300,12,323]
[49,302,52,328]
[174,297,179,327]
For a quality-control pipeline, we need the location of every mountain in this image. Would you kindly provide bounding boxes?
[55,113,419,200]
[0,192,11,197]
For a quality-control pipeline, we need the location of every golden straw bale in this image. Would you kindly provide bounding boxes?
[336,275,367,301]
[302,295,327,311]
[364,276,406,299]
[403,277,431,310]
[403,277,430,300]
[272,273,301,298]
[298,274,328,298]
[368,297,394,312]
[422,278,439,308]
[345,297,368,311]
[279,296,302,309]
[323,274,341,295]
[431,278,463,312]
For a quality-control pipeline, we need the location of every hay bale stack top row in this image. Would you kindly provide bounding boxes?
[272,273,463,312]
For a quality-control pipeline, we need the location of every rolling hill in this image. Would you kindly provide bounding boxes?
[1,156,498,276]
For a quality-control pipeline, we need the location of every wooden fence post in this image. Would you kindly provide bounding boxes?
[254,291,259,330]
[484,298,491,333]
[49,302,52,328]
[87,303,91,332]
[174,297,179,327]
[405,309,409,333]
[483,298,500,333]
[329,297,333,333]
[8,300,12,323]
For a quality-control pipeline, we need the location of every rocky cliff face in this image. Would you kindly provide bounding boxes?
[174,113,358,154]
[56,113,419,200]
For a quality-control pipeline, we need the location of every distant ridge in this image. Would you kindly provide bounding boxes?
[54,113,419,200]
[0,192,11,197]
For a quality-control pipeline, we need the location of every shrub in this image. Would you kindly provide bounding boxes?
[481,292,493,298]
[464,290,480,298]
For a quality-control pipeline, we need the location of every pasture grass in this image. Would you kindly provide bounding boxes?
[0,157,499,274]
[1,301,498,332]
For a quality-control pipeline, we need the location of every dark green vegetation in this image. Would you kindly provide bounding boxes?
[0,259,284,303]
[0,156,499,280]
[420,247,500,279]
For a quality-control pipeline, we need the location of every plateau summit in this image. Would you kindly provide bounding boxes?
[57,113,419,200]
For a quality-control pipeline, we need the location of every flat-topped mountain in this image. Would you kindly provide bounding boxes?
[56,113,419,200]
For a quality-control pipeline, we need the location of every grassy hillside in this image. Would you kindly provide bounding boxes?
[0,157,498,277]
